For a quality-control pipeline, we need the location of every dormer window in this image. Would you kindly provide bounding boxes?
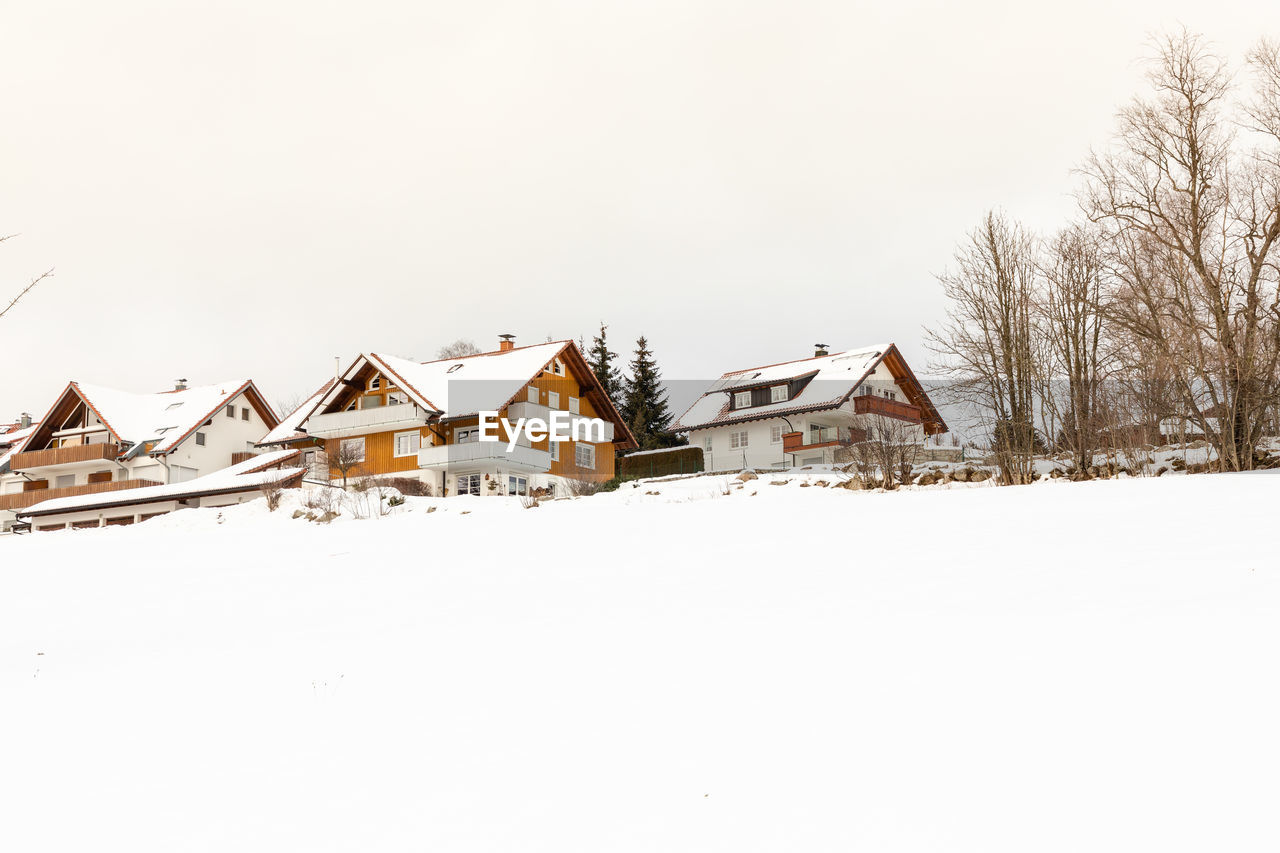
[734,391,751,409]
[547,359,565,376]
[770,385,787,403]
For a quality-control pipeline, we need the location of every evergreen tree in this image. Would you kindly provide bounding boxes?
[620,335,681,450]
[586,322,623,404]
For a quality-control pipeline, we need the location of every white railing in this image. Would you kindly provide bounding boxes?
[305,402,431,438]
[417,441,552,471]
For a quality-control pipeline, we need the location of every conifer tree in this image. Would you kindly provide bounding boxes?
[586,322,623,404]
[620,335,680,450]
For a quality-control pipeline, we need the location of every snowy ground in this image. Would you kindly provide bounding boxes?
[4,471,1280,851]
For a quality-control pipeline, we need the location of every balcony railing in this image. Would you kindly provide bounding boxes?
[783,427,858,454]
[0,478,163,512]
[417,440,552,471]
[305,402,432,439]
[9,442,121,472]
[853,394,922,422]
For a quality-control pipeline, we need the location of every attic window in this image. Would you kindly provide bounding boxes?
[733,391,751,409]
[369,376,382,390]
[770,385,787,403]
[165,402,184,410]
[447,364,464,374]
[548,359,565,376]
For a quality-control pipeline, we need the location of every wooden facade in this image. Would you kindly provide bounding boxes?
[0,478,163,512]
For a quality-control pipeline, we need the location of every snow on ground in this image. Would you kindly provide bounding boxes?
[3,471,1280,851]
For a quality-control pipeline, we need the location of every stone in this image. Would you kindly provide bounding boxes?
[736,471,758,482]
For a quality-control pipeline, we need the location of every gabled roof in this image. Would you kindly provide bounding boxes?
[672,343,947,434]
[257,379,336,446]
[26,380,279,457]
[304,341,638,447]
[18,449,305,518]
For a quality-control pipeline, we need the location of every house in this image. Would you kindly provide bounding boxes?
[0,414,41,533]
[672,343,947,471]
[262,335,638,496]
[0,378,281,531]
[17,450,305,532]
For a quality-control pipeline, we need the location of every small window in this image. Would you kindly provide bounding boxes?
[568,396,580,414]
[226,405,235,417]
[455,428,477,444]
[552,359,565,376]
[387,392,407,406]
[548,391,560,410]
[341,437,365,462]
[369,376,382,390]
[734,391,751,409]
[550,440,559,461]
[527,386,539,404]
[196,432,206,446]
[344,400,357,412]
[730,430,748,449]
[575,442,595,470]
[508,475,528,496]
[241,407,250,421]
[394,431,421,457]
[770,385,787,403]
[165,402,184,411]
[703,435,712,451]
[770,425,782,443]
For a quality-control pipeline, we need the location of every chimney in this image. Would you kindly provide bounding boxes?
[498,333,516,352]
[814,343,829,357]
[174,378,188,391]
[20,412,31,429]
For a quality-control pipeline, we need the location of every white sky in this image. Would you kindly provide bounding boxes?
[2,1,1275,420]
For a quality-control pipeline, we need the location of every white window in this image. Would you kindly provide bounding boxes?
[369,376,382,390]
[361,395,383,409]
[341,437,365,462]
[55,474,75,488]
[734,391,751,409]
[394,431,421,457]
[552,359,565,376]
[730,430,748,449]
[550,440,559,461]
[771,385,787,403]
[568,396,579,414]
[455,429,477,444]
[770,425,782,443]
[457,472,481,496]
[548,391,560,409]
[195,431,206,446]
[527,386,539,404]
[703,435,712,451]
[575,442,595,470]
[386,392,407,406]
[508,475,528,495]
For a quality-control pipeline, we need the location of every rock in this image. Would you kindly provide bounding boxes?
[291,509,306,519]
[970,469,991,482]
[952,468,969,483]
[317,511,339,524]
[426,506,437,513]
[770,480,788,486]
[813,480,829,488]
[736,471,758,482]
[798,482,811,488]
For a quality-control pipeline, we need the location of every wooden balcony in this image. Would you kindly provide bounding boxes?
[0,478,162,512]
[853,394,921,422]
[10,442,121,472]
[783,426,863,455]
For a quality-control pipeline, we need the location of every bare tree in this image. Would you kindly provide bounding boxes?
[1,234,53,322]
[926,211,1040,485]
[1082,31,1280,471]
[327,438,366,489]
[1036,224,1109,473]
[436,339,481,359]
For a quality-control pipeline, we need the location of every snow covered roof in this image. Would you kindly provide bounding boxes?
[672,345,893,431]
[68,379,274,453]
[0,421,39,472]
[258,379,335,446]
[19,450,304,518]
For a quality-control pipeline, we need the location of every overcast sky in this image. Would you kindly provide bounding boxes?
[1,1,1275,420]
